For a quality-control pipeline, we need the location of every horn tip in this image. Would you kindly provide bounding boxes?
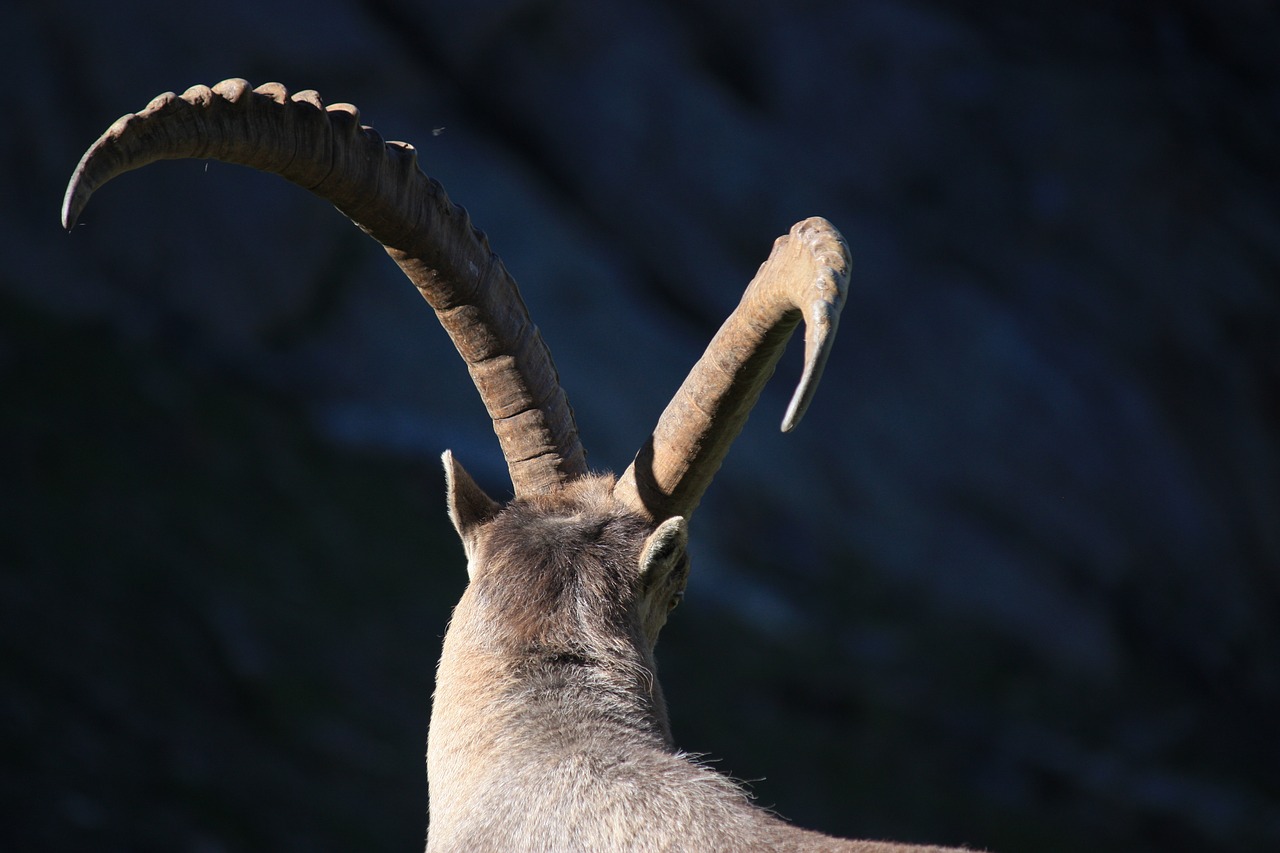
[61,175,88,231]
[60,198,76,232]
[780,392,807,433]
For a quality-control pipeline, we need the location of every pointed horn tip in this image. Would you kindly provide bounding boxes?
[780,355,820,433]
[780,403,803,434]
[61,174,88,231]
[780,271,845,434]
[60,195,77,232]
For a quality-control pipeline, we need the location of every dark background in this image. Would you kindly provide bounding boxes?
[3,1,1277,850]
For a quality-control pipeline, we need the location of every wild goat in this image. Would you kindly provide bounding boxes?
[64,79,976,852]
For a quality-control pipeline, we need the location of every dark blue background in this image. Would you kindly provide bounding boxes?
[3,1,1277,850]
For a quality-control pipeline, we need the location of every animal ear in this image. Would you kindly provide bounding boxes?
[443,450,502,567]
[639,516,688,580]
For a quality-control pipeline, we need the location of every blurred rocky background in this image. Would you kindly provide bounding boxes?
[2,0,1277,850]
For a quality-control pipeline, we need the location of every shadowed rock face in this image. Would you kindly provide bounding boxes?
[3,1,1278,851]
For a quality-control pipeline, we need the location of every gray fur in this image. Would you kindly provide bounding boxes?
[428,466,975,852]
[59,83,975,851]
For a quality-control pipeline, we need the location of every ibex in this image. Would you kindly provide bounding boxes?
[64,79,976,852]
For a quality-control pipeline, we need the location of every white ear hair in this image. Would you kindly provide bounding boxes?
[639,516,688,578]
[442,450,501,573]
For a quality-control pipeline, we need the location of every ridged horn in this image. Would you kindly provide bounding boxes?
[62,79,587,497]
[614,217,850,522]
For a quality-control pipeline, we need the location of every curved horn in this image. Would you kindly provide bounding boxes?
[614,217,850,522]
[62,79,586,497]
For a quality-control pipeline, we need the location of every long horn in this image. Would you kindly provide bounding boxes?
[614,217,850,522]
[62,79,586,497]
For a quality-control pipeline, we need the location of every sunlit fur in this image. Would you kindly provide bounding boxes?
[426,469,971,852]
[63,81,965,853]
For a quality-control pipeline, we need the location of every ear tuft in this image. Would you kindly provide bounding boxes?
[443,451,502,558]
[639,516,688,579]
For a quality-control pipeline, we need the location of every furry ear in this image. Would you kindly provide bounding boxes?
[638,517,691,641]
[639,516,688,580]
[442,450,502,572]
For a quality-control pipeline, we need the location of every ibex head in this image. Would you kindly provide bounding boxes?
[62,75,846,632]
[62,81,973,852]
